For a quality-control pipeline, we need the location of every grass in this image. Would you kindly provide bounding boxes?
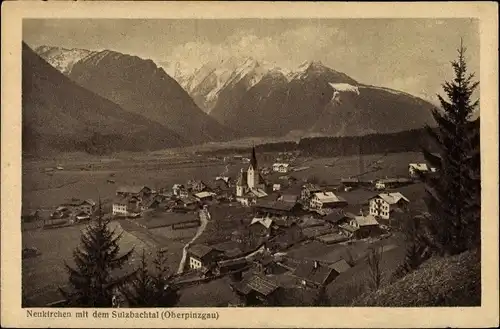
[352,249,481,307]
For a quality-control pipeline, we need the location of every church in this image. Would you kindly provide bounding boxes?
[235,147,268,206]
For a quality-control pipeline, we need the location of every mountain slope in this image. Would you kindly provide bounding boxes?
[68,50,237,144]
[35,45,96,75]
[182,59,435,137]
[22,43,187,155]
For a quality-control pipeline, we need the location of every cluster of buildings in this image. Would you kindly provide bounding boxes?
[47,199,96,226]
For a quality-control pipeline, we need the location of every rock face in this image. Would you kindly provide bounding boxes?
[177,59,436,138]
[67,50,238,144]
[22,43,187,155]
[35,45,96,75]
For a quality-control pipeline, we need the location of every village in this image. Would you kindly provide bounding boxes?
[22,148,436,307]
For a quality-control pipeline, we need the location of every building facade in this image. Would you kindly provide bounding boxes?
[369,192,409,220]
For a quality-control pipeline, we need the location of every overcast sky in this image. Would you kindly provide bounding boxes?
[23,18,479,104]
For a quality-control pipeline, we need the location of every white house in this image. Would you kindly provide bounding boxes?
[369,192,410,220]
[272,163,290,173]
[272,184,281,192]
[112,195,142,216]
[408,163,429,177]
[310,191,347,209]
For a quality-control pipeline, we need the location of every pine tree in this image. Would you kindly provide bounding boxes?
[420,39,480,255]
[122,248,179,307]
[59,201,135,307]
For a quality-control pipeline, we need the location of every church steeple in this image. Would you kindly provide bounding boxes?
[250,145,258,169]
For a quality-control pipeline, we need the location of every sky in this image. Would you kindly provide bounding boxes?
[23,18,479,104]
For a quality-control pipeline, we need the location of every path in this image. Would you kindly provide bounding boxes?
[176,208,210,274]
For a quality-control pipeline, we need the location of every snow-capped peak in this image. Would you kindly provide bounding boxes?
[34,45,95,75]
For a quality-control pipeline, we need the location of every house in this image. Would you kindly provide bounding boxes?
[254,200,303,217]
[374,178,413,190]
[214,258,249,276]
[350,214,380,238]
[310,192,348,210]
[338,223,359,238]
[369,192,410,220]
[272,163,290,173]
[322,209,351,225]
[116,186,151,198]
[300,184,323,202]
[341,178,360,190]
[272,184,281,192]
[187,180,209,193]
[232,273,281,306]
[328,259,352,275]
[58,199,96,216]
[172,184,189,198]
[277,194,299,204]
[112,195,142,216]
[249,217,274,237]
[187,244,223,271]
[194,191,216,203]
[409,163,429,178]
[293,261,338,289]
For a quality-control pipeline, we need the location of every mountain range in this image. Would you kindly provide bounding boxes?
[29,44,437,155]
[165,58,436,137]
[22,43,186,156]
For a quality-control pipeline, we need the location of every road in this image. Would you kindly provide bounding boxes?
[176,208,210,274]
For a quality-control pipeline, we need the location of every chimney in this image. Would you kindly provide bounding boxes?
[313,261,319,269]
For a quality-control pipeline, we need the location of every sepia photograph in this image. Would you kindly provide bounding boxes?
[2,1,499,328]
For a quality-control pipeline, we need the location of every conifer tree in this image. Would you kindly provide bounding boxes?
[59,201,135,307]
[419,39,480,255]
[122,248,179,307]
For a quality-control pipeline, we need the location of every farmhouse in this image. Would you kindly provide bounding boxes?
[349,215,380,238]
[293,260,337,289]
[309,192,348,210]
[253,200,303,217]
[194,191,216,203]
[232,273,281,306]
[172,184,189,198]
[112,195,142,216]
[249,217,273,237]
[300,184,323,202]
[328,259,352,275]
[408,163,429,178]
[369,192,410,220]
[374,178,413,190]
[187,244,223,271]
[116,186,151,198]
[187,180,209,193]
[272,163,290,173]
[58,199,96,215]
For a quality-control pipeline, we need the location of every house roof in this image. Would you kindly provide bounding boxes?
[371,192,410,204]
[117,186,148,194]
[313,191,341,203]
[250,188,268,198]
[273,163,290,168]
[409,163,429,171]
[328,259,351,273]
[254,200,298,212]
[194,191,215,199]
[293,261,335,286]
[354,215,379,227]
[189,244,215,259]
[250,217,273,229]
[238,274,279,296]
[339,223,359,233]
[279,194,299,203]
[323,210,347,223]
[61,198,96,207]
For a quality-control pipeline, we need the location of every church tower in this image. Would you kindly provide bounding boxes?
[247,146,259,189]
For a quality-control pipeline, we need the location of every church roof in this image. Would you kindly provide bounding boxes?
[250,146,258,169]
